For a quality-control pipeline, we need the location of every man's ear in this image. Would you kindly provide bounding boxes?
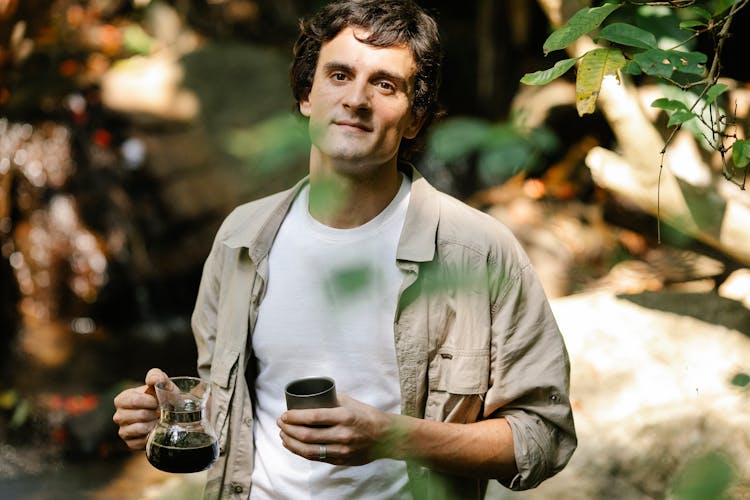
[299,93,312,117]
[403,110,426,140]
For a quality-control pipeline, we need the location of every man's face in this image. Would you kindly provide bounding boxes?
[299,26,423,174]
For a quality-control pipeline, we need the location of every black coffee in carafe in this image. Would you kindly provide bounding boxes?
[146,377,218,474]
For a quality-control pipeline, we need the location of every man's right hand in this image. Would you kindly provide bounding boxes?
[112,368,169,450]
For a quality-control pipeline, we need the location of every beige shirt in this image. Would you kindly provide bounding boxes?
[191,167,576,499]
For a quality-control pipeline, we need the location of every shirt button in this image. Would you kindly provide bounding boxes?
[243,417,253,426]
[233,484,243,494]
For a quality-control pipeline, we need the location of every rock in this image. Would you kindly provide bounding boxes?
[488,291,750,499]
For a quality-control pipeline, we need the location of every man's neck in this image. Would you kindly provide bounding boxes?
[308,158,402,229]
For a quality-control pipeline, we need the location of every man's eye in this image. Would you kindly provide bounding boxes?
[377,81,396,92]
[332,72,347,81]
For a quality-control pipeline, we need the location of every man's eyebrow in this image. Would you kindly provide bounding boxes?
[322,62,354,75]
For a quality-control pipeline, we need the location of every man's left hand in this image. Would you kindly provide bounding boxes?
[277,394,396,466]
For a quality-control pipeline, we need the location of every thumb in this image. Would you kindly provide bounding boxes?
[145,368,169,391]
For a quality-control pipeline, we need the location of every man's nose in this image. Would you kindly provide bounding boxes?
[343,80,371,111]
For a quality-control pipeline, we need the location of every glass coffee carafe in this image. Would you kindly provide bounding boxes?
[146,376,219,473]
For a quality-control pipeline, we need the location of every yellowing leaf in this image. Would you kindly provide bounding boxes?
[575,48,627,116]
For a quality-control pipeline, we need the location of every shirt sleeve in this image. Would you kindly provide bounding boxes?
[484,257,577,490]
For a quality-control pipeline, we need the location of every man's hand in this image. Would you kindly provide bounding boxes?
[112,368,169,450]
[277,394,396,466]
[279,393,518,480]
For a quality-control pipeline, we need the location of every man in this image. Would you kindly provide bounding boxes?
[113,1,577,498]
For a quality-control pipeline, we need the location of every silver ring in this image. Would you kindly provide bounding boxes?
[319,444,327,460]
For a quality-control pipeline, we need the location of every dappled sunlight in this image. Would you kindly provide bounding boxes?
[1,1,750,498]
[1,118,108,367]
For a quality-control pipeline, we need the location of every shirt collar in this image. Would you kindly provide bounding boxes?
[220,164,439,265]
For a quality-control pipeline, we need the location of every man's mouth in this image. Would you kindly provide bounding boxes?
[334,120,372,132]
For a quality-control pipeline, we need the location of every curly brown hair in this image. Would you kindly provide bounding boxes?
[290,0,443,160]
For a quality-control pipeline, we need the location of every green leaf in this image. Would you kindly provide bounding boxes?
[731,372,750,388]
[598,23,657,49]
[10,399,31,429]
[651,98,689,112]
[732,139,750,168]
[622,61,642,75]
[673,50,709,75]
[667,110,697,127]
[426,118,491,163]
[704,83,728,106]
[225,113,310,173]
[668,452,735,500]
[712,0,736,16]
[679,20,707,30]
[123,25,155,55]
[691,6,713,20]
[635,49,677,78]
[634,49,707,78]
[543,3,621,55]
[575,48,627,116]
[520,57,579,86]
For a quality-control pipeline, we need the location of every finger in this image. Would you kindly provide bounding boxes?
[125,437,149,451]
[278,419,332,444]
[145,368,169,388]
[113,408,160,426]
[118,420,157,443]
[114,387,159,410]
[280,407,344,427]
[279,432,351,466]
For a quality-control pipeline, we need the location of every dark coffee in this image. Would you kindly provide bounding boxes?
[147,433,219,473]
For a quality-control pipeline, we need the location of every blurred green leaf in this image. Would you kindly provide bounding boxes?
[731,372,750,388]
[691,6,714,20]
[679,19,707,30]
[576,48,626,116]
[10,399,31,428]
[330,266,372,297]
[668,451,736,500]
[598,23,658,49]
[529,126,560,155]
[477,124,536,183]
[543,3,621,55]
[520,57,579,86]
[426,118,491,163]
[224,113,310,173]
[123,25,155,55]
[732,139,750,168]
[712,0,736,16]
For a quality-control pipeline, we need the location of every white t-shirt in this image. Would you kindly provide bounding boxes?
[250,175,412,500]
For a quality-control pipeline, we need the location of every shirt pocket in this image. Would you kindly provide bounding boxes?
[426,347,489,422]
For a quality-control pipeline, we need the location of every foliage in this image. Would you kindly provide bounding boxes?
[425,116,559,185]
[521,0,750,183]
[731,371,750,388]
[666,451,737,500]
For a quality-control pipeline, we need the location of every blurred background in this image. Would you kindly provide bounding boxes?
[1,0,749,498]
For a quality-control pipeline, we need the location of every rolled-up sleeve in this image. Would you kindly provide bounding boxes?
[485,258,577,490]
